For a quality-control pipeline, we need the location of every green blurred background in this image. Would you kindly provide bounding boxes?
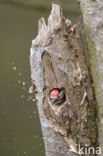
[0,0,80,156]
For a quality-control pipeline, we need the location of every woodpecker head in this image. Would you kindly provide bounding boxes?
[49,88,66,105]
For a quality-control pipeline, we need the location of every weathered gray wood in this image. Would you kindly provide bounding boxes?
[79,0,103,155]
[30,4,97,156]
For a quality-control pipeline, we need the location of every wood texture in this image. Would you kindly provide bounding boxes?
[30,4,97,156]
[79,0,103,155]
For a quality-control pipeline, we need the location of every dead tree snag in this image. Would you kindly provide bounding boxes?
[30,4,97,156]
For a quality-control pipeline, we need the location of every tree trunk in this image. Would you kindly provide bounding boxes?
[79,0,103,155]
[30,3,97,156]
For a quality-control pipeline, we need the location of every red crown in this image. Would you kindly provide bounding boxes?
[49,89,60,99]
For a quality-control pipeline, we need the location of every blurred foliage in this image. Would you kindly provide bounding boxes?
[0,0,80,15]
[0,1,80,156]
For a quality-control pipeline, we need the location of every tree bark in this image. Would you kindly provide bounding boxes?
[79,0,103,155]
[30,3,97,156]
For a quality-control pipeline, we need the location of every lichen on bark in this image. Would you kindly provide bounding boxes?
[79,0,103,154]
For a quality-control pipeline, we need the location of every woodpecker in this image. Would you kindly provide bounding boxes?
[49,88,66,105]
